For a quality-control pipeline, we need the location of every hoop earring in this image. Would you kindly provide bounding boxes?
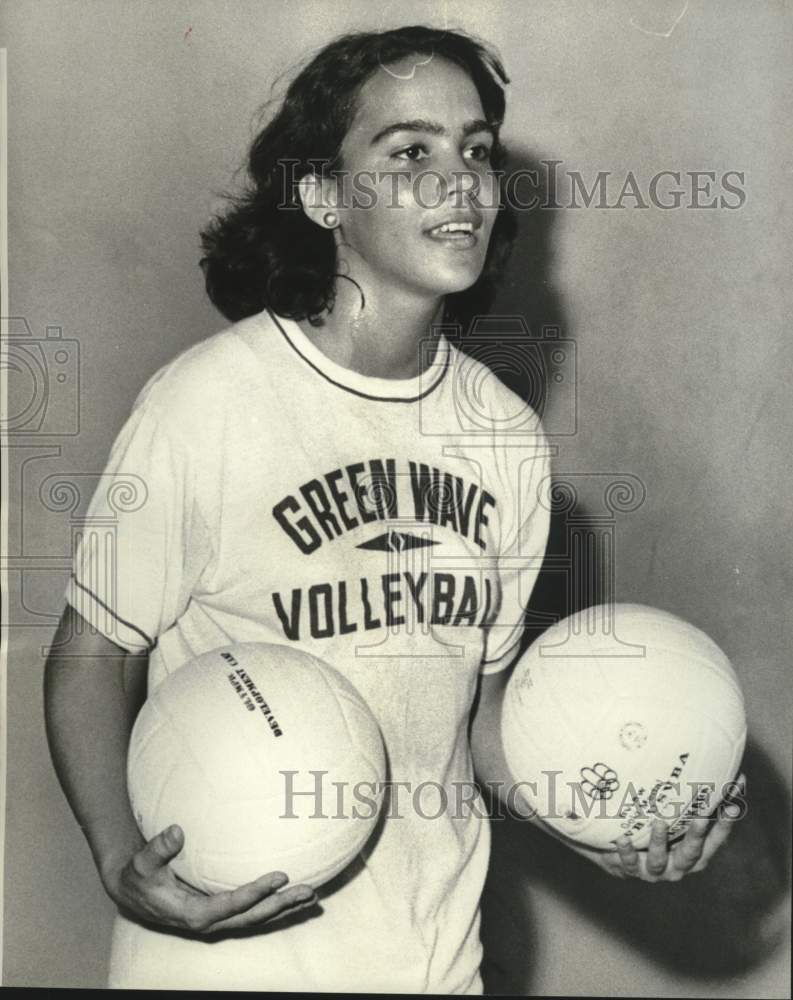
[323,211,338,228]
[332,273,366,313]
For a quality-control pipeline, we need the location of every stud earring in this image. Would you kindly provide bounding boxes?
[323,211,338,228]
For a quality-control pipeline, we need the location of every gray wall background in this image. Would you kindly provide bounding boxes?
[3,0,791,993]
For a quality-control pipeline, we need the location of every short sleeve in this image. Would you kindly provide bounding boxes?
[479,428,552,675]
[65,388,212,653]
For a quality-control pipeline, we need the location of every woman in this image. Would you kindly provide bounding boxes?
[44,24,740,993]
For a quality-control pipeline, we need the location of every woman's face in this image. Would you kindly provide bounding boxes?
[331,54,501,303]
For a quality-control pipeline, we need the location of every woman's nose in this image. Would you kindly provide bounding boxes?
[427,156,482,208]
[448,165,482,207]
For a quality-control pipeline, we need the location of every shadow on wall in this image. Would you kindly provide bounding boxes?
[479,506,790,992]
[451,146,570,436]
[471,148,791,993]
[481,738,791,994]
[480,501,791,991]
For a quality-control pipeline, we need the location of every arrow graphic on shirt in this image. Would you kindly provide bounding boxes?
[356,530,439,553]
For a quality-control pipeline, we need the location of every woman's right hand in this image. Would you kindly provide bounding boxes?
[101,824,318,935]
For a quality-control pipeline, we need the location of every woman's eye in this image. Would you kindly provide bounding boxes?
[394,144,428,162]
[465,143,492,162]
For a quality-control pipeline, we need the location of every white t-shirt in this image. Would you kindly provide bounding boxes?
[67,308,551,993]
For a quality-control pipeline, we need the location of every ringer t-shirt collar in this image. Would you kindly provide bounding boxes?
[266,309,450,403]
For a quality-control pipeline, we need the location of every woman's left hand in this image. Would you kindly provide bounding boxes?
[580,773,746,882]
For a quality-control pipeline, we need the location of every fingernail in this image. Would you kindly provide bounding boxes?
[271,873,288,889]
[295,889,316,904]
[724,804,741,818]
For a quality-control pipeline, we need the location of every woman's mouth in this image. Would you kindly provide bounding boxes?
[425,221,478,249]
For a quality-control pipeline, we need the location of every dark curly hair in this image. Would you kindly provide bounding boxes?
[199,25,516,330]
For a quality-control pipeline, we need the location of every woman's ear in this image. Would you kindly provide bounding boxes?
[298,172,340,230]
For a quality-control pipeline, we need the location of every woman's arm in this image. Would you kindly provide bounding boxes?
[44,604,318,932]
[44,603,149,883]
